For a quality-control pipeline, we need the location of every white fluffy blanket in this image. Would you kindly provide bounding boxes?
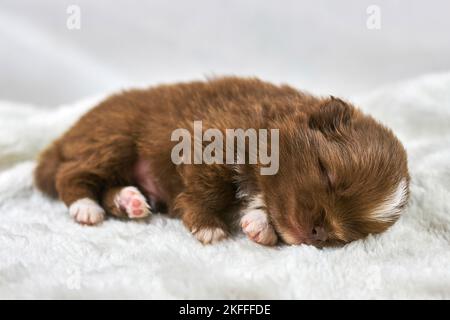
[1,74,450,299]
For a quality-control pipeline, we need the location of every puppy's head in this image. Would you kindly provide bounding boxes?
[260,97,409,247]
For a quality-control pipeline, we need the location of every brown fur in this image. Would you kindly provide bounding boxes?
[34,77,410,247]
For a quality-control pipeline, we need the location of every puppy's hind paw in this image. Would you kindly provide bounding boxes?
[115,186,151,219]
[69,198,105,225]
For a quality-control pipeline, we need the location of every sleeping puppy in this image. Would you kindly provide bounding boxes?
[34,77,410,247]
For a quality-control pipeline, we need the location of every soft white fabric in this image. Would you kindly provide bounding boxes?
[0,73,449,299]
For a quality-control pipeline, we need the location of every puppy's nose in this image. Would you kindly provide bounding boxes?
[311,226,328,242]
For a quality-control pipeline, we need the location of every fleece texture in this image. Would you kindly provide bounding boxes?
[0,74,449,299]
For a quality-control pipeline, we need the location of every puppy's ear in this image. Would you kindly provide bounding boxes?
[308,96,354,134]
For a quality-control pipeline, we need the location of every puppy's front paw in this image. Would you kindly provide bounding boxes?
[241,210,278,246]
[115,186,151,219]
[69,198,105,225]
[192,227,228,244]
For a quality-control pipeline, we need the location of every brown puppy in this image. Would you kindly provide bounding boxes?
[34,77,409,247]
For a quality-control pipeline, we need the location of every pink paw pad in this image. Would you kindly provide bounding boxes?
[240,210,278,246]
[115,187,151,219]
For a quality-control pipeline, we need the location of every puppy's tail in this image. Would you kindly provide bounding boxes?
[34,141,62,198]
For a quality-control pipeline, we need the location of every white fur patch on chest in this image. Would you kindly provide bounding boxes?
[242,193,266,214]
[371,178,409,222]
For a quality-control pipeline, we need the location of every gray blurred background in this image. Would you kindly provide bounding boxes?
[1,0,450,107]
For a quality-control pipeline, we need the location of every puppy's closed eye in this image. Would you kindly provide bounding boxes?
[317,158,334,191]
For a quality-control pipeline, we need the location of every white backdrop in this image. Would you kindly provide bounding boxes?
[1,0,450,107]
